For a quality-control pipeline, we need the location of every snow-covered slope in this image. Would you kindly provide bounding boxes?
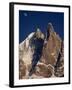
[19,32,35,65]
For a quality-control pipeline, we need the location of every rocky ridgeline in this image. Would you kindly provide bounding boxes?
[19,23,64,79]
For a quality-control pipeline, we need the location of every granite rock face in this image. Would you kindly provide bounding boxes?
[19,23,64,79]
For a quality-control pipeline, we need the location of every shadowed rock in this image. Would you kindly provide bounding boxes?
[29,28,44,76]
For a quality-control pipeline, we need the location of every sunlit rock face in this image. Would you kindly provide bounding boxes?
[40,23,62,65]
[19,23,64,79]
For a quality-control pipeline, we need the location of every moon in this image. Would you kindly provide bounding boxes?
[24,13,28,16]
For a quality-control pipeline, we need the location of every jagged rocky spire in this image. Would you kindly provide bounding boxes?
[47,23,54,32]
[46,23,54,40]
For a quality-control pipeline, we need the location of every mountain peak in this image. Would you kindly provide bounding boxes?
[36,28,41,32]
[35,28,44,39]
[47,23,54,32]
[46,23,55,40]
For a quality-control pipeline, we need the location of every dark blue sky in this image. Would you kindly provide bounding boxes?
[19,10,64,43]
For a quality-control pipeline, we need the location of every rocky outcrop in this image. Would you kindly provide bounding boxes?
[54,41,64,77]
[40,23,62,66]
[19,23,64,79]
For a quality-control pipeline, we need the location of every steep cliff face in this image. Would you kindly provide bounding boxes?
[19,23,64,79]
[40,23,62,65]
